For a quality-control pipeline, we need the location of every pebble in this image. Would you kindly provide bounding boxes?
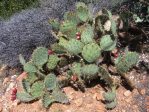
[140,89,146,95]
[74,98,83,107]
[124,90,131,97]
[10,75,17,82]
[93,93,102,101]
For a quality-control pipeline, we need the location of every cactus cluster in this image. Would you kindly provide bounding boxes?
[18,2,139,109]
[17,47,68,107]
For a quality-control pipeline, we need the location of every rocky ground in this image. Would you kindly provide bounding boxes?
[0,55,148,112]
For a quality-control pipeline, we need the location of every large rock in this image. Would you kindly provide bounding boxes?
[0,0,128,67]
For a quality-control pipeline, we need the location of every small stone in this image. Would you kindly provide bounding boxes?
[124,90,131,97]
[10,75,17,82]
[74,98,83,107]
[140,89,146,95]
[93,93,102,101]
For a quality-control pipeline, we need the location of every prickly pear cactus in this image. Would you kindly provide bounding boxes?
[60,21,77,38]
[47,55,60,70]
[64,11,80,25]
[44,73,57,91]
[103,87,117,109]
[105,99,117,109]
[42,89,69,108]
[25,72,38,84]
[30,81,45,98]
[16,92,35,102]
[76,2,89,22]
[32,47,48,67]
[81,64,99,80]
[23,61,37,73]
[58,37,68,48]
[42,92,55,108]
[48,19,60,31]
[51,43,66,54]
[115,51,139,74]
[100,35,116,51]
[71,62,82,76]
[81,24,94,44]
[22,79,31,93]
[18,1,140,110]
[82,43,101,62]
[66,39,84,55]
[103,91,116,102]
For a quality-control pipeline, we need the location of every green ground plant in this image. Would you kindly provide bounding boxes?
[0,0,38,19]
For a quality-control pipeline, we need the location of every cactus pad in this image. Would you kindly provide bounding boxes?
[100,35,116,51]
[71,62,82,76]
[22,79,31,93]
[52,89,69,104]
[81,24,94,44]
[111,20,117,36]
[24,61,37,73]
[47,55,60,70]
[44,73,57,91]
[76,2,89,22]
[115,51,139,74]
[64,11,80,25]
[82,43,101,62]
[81,64,99,80]
[30,81,45,98]
[17,92,35,102]
[58,37,68,48]
[32,47,48,67]
[66,39,84,55]
[51,43,66,54]
[48,19,60,31]
[26,72,38,84]
[103,91,116,102]
[42,92,55,108]
[105,99,117,109]
[60,20,76,38]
